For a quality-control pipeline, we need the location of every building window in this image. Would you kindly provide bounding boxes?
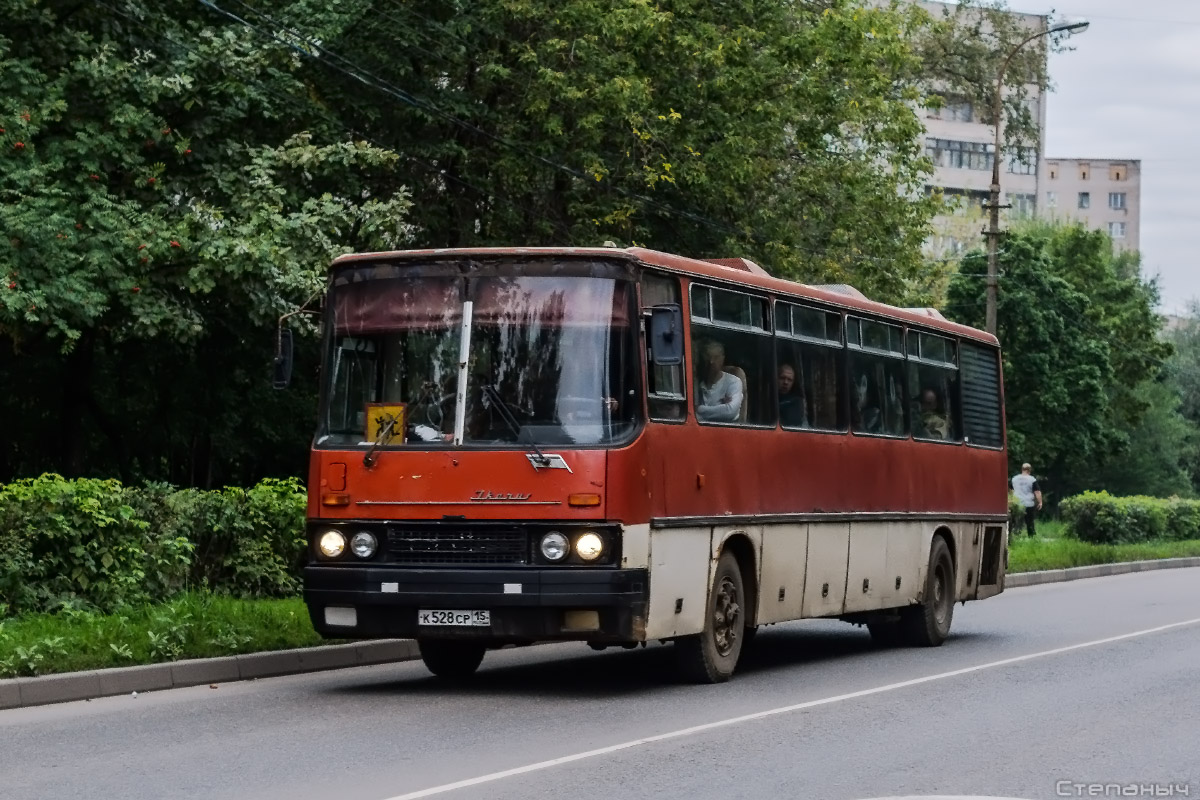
[1006,147,1038,176]
[1008,193,1036,218]
[924,138,994,171]
[1048,162,1058,180]
[927,98,974,122]
[1109,192,1127,210]
[1079,163,1090,180]
[1078,192,1090,209]
[1110,164,1127,181]
[1109,222,1127,239]
[1046,191,1057,209]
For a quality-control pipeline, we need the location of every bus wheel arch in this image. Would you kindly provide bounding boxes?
[933,525,958,579]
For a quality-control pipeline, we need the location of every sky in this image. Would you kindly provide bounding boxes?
[1021,0,1200,314]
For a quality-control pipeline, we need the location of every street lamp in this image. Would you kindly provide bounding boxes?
[984,17,1089,335]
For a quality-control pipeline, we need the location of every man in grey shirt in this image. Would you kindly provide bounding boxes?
[696,340,743,422]
[1010,462,1043,537]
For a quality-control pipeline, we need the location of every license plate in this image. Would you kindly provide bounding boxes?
[418,609,490,626]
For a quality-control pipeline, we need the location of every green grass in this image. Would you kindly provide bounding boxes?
[0,593,329,678]
[1008,522,1200,573]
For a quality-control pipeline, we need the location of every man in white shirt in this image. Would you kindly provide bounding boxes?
[1010,462,1043,537]
[696,340,743,422]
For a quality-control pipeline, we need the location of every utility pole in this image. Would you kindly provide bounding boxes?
[983,18,1089,336]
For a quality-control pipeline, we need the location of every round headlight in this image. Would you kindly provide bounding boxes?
[540,531,569,562]
[575,532,604,561]
[319,531,346,558]
[350,531,377,559]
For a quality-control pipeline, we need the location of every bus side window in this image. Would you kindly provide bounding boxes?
[776,303,845,431]
[644,274,686,421]
[908,332,961,442]
[848,317,906,437]
[693,287,773,426]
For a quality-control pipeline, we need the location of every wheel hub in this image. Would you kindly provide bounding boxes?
[712,576,742,656]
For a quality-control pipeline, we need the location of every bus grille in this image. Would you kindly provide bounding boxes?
[385,528,528,565]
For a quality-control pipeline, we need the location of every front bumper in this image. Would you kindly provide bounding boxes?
[304,566,649,643]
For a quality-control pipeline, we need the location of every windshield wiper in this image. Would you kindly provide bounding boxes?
[481,384,550,467]
[362,416,399,468]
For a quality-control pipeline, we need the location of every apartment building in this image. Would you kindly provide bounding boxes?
[918,2,1050,258]
[1041,158,1141,251]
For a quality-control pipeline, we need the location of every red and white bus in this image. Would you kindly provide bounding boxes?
[300,246,1009,682]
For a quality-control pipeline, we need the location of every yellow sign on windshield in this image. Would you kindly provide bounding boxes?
[365,403,406,444]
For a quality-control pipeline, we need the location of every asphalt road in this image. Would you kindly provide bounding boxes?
[4,569,1199,800]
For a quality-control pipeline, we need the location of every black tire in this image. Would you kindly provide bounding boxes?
[743,624,759,648]
[418,639,486,679]
[899,536,956,647]
[674,551,748,683]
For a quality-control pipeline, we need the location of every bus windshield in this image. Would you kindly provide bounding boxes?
[318,263,640,448]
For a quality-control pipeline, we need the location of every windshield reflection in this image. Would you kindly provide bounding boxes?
[319,267,639,448]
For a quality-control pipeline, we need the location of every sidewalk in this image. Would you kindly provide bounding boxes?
[4,556,1199,710]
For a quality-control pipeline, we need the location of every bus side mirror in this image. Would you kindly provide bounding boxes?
[273,327,294,389]
[649,304,683,366]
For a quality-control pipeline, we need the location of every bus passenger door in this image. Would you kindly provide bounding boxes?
[801,522,850,618]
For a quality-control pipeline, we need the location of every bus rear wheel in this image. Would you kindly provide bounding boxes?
[674,551,747,683]
[418,639,486,679]
[899,535,956,647]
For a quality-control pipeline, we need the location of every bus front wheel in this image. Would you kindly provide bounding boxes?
[418,639,486,679]
[674,551,747,683]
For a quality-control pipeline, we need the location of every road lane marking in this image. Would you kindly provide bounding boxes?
[382,617,1200,800]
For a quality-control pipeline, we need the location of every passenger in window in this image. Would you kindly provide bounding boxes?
[916,387,950,440]
[777,363,808,428]
[852,372,881,433]
[696,339,744,422]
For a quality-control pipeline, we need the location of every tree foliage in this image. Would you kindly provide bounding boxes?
[281,0,940,298]
[0,0,412,483]
[3,0,1093,486]
[945,223,1170,499]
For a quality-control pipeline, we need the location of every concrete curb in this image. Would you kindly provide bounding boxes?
[4,557,1199,710]
[1005,556,1200,587]
[0,639,419,711]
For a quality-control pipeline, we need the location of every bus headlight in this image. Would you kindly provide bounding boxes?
[319,531,346,558]
[350,531,377,559]
[575,532,604,561]
[540,531,569,562]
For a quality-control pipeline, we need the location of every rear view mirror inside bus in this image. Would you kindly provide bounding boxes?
[273,327,294,390]
[649,304,683,365]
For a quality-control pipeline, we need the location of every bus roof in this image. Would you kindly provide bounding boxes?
[330,246,997,346]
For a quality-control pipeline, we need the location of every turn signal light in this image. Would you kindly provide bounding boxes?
[568,493,601,508]
[321,492,351,507]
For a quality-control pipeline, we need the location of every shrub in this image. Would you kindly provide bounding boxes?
[1060,491,1200,544]
[1008,493,1024,529]
[1164,498,1200,542]
[0,475,156,615]
[0,475,306,617]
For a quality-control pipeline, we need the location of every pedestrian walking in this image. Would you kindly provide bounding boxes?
[1010,462,1043,537]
